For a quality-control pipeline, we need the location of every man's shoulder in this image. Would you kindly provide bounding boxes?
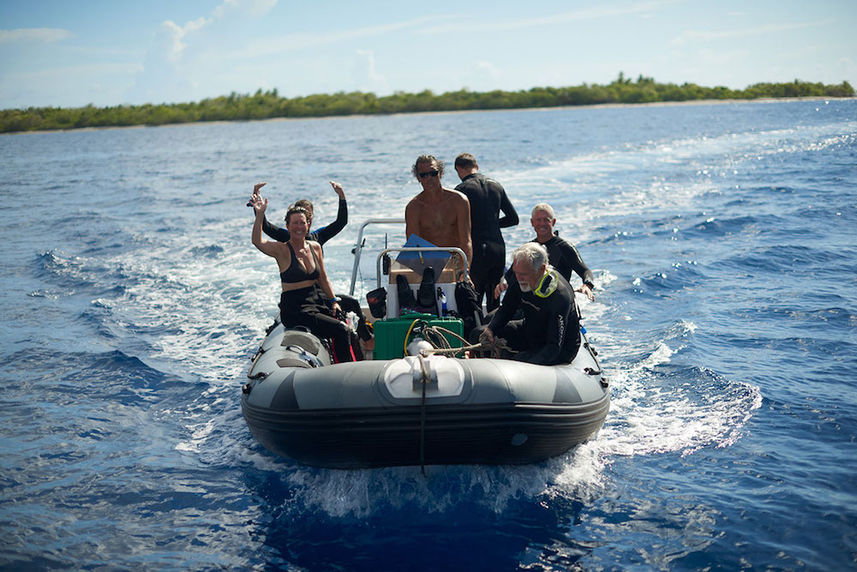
[454,181,481,202]
[458,173,504,192]
[554,269,574,290]
[455,174,481,191]
[547,273,575,306]
[407,193,428,208]
[530,235,564,247]
[483,176,505,191]
[445,187,470,203]
[546,234,575,250]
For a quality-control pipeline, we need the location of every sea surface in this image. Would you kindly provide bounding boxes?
[1,99,855,570]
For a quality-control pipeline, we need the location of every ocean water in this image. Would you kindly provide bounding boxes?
[1,99,855,570]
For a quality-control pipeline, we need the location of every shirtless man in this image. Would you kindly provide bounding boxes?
[405,154,473,268]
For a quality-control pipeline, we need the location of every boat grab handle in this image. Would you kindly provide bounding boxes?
[284,345,322,368]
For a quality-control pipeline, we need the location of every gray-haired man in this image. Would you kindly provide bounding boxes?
[480,242,581,365]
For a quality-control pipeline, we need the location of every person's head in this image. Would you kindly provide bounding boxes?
[511,242,549,292]
[284,206,310,236]
[530,203,557,242]
[412,154,444,184]
[454,153,479,180]
[287,199,314,226]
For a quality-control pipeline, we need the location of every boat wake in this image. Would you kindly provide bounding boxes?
[598,319,762,459]
[179,314,760,520]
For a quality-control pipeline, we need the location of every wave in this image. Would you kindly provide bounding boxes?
[1,348,197,405]
[626,263,707,300]
[717,243,849,274]
[598,319,762,459]
[34,249,132,297]
[189,245,226,258]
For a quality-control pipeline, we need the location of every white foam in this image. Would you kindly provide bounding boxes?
[597,332,761,460]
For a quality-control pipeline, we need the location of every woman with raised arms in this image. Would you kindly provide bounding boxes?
[250,186,355,363]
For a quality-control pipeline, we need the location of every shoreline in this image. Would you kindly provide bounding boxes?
[4,96,854,135]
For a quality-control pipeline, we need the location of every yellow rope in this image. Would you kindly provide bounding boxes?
[402,318,422,357]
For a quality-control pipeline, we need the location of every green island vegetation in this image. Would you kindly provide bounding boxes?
[1,74,853,133]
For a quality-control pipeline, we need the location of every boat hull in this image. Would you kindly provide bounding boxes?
[242,399,609,469]
[241,325,610,469]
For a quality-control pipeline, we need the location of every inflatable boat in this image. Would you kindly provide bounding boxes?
[241,219,610,469]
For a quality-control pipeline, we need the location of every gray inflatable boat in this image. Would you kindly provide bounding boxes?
[241,218,609,469]
[241,322,609,469]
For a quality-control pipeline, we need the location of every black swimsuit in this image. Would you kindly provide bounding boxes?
[277,242,355,363]
[280,242,320,284]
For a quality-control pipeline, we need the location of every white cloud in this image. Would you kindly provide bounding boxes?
[475,61,501,78]
[159,17,211,62]
[356,50,382,81]
[152,0,279,66]
[0,28,71,44]
[127,0,280,104]
[353,49,386,93]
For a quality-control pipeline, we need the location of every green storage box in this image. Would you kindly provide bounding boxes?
[372,312,465,360]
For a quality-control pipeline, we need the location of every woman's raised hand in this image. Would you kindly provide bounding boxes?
[249,193,268,214]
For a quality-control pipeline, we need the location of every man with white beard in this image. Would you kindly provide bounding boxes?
[478,242,580,365]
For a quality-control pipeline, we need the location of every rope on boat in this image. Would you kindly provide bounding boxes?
[416,325,476,357]
[417,353,430,476]
[420,342,482,356]
[414,324,519,358]
[402,319,422,357]
[484,337,517,358]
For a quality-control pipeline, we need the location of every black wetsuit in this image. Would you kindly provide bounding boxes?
[455,173,518,312]
[279,243,355,363]
[487,270,580,365]
[498,233,594,322]
[530,235,594,288]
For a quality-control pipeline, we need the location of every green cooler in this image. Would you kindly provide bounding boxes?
[372,312,465,360]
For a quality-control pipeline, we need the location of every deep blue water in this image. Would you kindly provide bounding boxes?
[1,99,856,570]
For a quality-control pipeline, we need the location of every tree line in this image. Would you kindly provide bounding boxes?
[1,74,853,134]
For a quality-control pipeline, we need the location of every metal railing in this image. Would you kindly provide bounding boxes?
[348,218,469,294]
[348,218,405,295]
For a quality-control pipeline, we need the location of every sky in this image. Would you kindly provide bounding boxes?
[1,0,855,110]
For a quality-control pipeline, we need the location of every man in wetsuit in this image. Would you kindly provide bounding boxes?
[495,202,596,305]
[479,242,580,365]
[454,153,519,312]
